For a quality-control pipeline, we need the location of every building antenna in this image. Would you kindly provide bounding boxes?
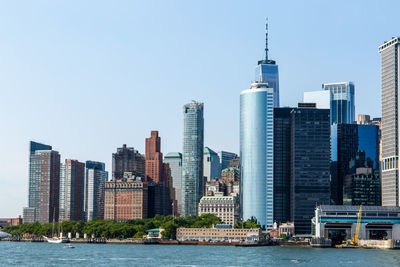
[265,17,269,61]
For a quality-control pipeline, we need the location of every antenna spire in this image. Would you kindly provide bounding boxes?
[265,17,269,61]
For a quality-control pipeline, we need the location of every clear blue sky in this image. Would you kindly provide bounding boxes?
[1,0,398,217]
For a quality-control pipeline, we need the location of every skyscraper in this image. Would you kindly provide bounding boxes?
[240,81,274,228]
[255,18,279,107]
[112,144,145,179]
[59,159,85,221]
[290,104,331,234]
[182,101,204,217]
[303,82,355,125]
[23,141,60,224]
[218,151,237,170]
[203,147,221,182]
[84,161,108,221]
[145,131,163,183]
[164,152,183,216]
[379,37,400,206]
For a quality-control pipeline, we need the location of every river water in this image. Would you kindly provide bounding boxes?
[0,242,399,266]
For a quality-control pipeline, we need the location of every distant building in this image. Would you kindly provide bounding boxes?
[112,144,145,179]
[145,131,163,183]
[203,147,221,182]
[0,217,22,228]
[198,193,239,226]
[59,159,85,221]
[303,82,355,125]
[164,152,183,216]
[104,175,148,221]
[148,182,172,218]
[218,151,237,170]
[23,141,60,224]
[182,101,204,217]
[84,161,108,221]
[379,37,400,206]
[240,81,274,229]
[177,225,262,242]
[291,104,331,234]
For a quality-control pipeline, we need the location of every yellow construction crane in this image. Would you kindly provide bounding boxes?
[352,205,362,245]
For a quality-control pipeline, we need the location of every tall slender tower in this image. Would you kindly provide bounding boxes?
[255,18,279,107]
[182,101,204,217]
[145,131,163,183]
[379,37,400,206]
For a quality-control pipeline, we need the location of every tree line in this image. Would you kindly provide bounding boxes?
[2,214,260,240]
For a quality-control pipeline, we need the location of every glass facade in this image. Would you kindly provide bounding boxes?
[240,82,274,228]
[218,151,237,171]
[255,62,279,107]
[164,153,182,216]
[182,101,204,217]
[203,147,221,181]
[84,161,108,221]
[322,82,355,125]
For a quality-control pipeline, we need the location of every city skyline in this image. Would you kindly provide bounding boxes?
[1,0,400,217]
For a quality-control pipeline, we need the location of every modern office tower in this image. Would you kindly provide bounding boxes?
[343,151,381,206]
[182,101,204,217]
[165,152,183,216]
[291,103,330,234]
[255,18,279,107]
[357,114,372,125]
[148,183,172,218]
[104,173,148,221]
[273,107,292,224]
[23,141,60,224]
[240,81,274,228]
[331,124,380,205]
[198,193,239,226]
[84,161,108,221]
[59,159,85,221]
[145,131,163,183]
[203,147,221,182]
[379,37,400,206]
[322,82,355,125]
[112,144,145,179]
[303,82,355,125]
[218,151,237,170]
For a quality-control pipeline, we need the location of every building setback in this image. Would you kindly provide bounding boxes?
[379,37,400,206]
[59,159,85,221]
[164,152,183,216]
[112,144,145,179]
[84,161,108,221]
[182,101,204,217]
[145,131,163,183]
[23,141,60,224]
[290,104,331,234]
[104,175,148,221]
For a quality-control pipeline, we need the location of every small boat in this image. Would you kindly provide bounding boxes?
[63,244,75,249]
[43,236,70,243]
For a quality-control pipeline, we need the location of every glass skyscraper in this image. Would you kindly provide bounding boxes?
[240,82,274,228]
[322,82,355,125]
[182,101,204,217]
[379,37,400,206]
[164,152,182,216]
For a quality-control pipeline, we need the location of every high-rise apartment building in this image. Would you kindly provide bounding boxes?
[104,174,148,221]
[218,151,237,170]
[84,161,108,221]
[255,18,279,107]
[23,141,60,224]
[145,131,163,183]
[240,81,274,228]
[165,152,183,216]
[112,144,145,179]
[182,101,204,217]
[273,107,292,224]
[59,159,85,221]
[290,104,331,234]
[303,82,355,125]
[379,37,400,206]
[203,147,221,182]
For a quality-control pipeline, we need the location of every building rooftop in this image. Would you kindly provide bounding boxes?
[165,152,182,158]
[204,147,217,155]
[319,205,400,212]
[221,168,240,173]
